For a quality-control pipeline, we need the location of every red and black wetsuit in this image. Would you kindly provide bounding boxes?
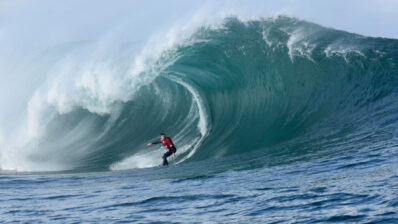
[152,136,177,166]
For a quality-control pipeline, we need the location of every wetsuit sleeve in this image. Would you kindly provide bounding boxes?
[151,141,161,145]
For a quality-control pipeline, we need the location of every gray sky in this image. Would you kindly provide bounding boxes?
[1,0,398,39]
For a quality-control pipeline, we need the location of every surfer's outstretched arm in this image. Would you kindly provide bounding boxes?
[147,141,161,146]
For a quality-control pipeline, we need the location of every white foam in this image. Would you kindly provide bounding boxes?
[286,28,316,62]
[110,148,165,170]
[324,43,366,63]
[262,28,274,48]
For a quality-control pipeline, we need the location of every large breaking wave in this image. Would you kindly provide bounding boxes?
[1,16,397,172]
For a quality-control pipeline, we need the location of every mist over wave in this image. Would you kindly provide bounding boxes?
[0,15,397,172]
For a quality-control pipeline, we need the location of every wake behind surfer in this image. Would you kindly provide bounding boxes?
[147,133,177,166]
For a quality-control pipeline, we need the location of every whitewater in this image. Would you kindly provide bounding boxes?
[0,4,397,223]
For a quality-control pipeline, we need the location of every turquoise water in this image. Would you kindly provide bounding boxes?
[1,16,398,223]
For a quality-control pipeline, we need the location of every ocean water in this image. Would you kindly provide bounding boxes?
[1,16,398,223]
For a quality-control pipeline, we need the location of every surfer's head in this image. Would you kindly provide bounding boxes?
[160,133,165,140]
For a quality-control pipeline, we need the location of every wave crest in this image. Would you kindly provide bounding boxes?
[1,16,397,172]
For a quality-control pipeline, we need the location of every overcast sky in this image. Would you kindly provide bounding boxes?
[252,0,398,39]
[1,0,398,39]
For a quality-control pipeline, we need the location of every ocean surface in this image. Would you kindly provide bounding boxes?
[1,16,398,223]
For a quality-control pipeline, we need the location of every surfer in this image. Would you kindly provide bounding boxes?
[147,133,177,166]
